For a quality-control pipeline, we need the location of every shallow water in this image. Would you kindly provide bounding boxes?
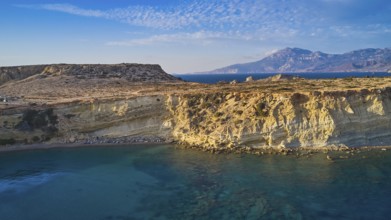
[0,145,390,220]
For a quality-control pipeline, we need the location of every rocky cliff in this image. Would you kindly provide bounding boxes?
[2,64,391,151]
[167,89,391,149]
[0,96,171,145]
[2,83,391,150]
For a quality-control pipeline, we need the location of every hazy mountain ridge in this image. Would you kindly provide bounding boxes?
[204,47,391,74]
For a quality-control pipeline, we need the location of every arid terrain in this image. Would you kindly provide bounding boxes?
[2,64,391,152]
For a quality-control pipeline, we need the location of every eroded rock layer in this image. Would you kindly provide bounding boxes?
[168,89,391,149]
[2,87,391,149]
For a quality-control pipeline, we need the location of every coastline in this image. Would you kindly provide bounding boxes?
[3,139,390,160]
[0,139,173,153]
[4,74,391,154]
[174,143,391,160]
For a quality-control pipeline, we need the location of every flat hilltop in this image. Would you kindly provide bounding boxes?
[0,63,183,107]
[0,63,179,85]
[1,64,391,108]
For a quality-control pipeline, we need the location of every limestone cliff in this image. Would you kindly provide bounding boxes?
[2,66,391,150]
[0,96,171,144]
[167,88,391,149]
[2,88,391,149]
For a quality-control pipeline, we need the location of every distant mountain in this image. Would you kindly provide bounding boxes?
[202,47,391,74]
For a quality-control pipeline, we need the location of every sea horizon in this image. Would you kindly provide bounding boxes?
[174,72,390,84]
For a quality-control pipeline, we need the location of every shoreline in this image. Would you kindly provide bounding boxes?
[175,144,391,160]
[2,140,390,158]
[0,135,171,153]
[0,140,173,153]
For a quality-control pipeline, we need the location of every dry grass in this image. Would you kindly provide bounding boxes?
[1,74,391,110]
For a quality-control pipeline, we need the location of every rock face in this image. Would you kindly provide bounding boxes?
[2,88,391,149]
[0,63,178,85]
[167,89,391,149]
[2,63,391,150]
[0,95,171,144]
[264,74,301,81]
[205,47,391,73]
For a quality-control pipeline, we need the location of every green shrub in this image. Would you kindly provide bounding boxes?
[0,138,16,145]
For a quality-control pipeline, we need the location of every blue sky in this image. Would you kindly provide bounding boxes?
[1,0,390,73]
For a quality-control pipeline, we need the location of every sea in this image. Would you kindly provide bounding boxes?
[174,72,390,84]
[1,144,391,220]
[1,72,391,219]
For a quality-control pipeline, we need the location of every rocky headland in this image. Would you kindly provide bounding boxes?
[2,63,391,154]
[0,63,178,85]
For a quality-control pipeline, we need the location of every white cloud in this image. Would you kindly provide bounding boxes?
[26,0,309,31]
[106,27,299,47]
[107,31,249,46]
[40,4,105,17]
[264,49,280,56]
[17,0,391,46]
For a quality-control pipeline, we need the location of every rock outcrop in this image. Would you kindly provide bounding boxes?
[2,87,391,149]
[0,95,171,144]
[167,89,391,149]
[2,65,391,151]
[0,63,178,85]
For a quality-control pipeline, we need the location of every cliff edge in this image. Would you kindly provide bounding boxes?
[2,65,391,151]
[0,63,178,85]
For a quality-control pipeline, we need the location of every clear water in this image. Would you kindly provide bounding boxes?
[175,72,390,84]
[0,145,391,220]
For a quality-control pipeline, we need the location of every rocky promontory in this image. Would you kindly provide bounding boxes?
[0,63,179,85]
[2,63,391,152]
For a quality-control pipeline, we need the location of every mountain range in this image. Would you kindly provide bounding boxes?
[201,47,391,74]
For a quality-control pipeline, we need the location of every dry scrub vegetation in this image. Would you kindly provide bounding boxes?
[1,71,391,110]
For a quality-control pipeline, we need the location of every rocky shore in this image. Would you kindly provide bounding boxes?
[175,142,390,161]
[62,135,167,145]
[0,136,170,153]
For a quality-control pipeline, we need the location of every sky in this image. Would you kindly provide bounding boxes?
[1,0,390,73]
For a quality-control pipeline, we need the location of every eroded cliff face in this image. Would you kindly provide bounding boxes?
[167,88,391,149]
[2,88,391,149]
[0,95,171,144]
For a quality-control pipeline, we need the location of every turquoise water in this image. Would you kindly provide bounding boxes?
[0,145,390,220]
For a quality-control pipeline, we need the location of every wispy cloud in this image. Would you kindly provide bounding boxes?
[107,27,300,47]
[20,0,310,31]
[41,4,105,17]
[107,31,255,46]
[15,3,105,17]
[16,0,391,47]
